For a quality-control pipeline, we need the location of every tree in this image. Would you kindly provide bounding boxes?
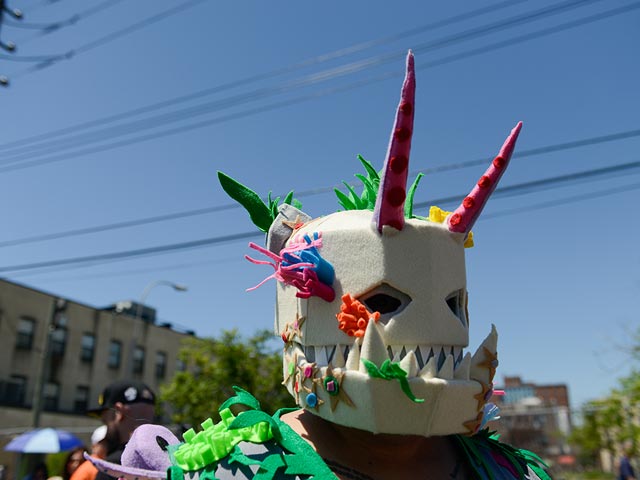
[160,329,296,427]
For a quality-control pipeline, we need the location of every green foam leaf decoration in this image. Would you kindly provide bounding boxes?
[405,172,424,219]
[361,359,424,403]
[354,174,377,209]
[334,188,356,210]
[357,155,379,183]
[219,386,261,412]
[217,171,273,232]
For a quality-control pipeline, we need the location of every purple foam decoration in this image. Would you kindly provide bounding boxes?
[84,425,179,480]
[447,122,523,234]
[373,50,416,233]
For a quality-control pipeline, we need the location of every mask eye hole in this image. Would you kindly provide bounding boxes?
[156,435,169,451]
[446,289,467,326]
[358,283,411,325]
[363,294,401,314]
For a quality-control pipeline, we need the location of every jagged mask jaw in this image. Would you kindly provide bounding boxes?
[274,210,497,437]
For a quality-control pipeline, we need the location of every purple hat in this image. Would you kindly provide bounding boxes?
[86,424,178,480]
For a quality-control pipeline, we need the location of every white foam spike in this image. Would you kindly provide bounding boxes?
[333,344,345,368]
[399,350,419,378]
[454,352,471,380]
[419,355,437,379]
[438,354,454,379]
[316,345,329,366]
[359,320,388,373]
[345,338,361,371]
[470,324,499,385]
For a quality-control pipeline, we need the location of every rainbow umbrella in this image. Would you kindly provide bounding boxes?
[4,428,84,453]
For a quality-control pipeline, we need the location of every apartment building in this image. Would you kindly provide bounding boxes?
[0,278,194,474]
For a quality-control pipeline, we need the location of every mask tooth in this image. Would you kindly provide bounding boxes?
[304,345,316,363]
[454,352,471,380]
[399,350,419,378]
[437,347,447,371]
[387,345,395,360]
[419,355,437,379]
[331,345,344,368]
[438,354,454,379]
[316,346,329,366]
[345,338,361,371]
[359,320,388,373]
[470,324,499,385]
[414,345,424,369]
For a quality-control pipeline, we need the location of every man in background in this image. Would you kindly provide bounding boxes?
[87,380,156,480]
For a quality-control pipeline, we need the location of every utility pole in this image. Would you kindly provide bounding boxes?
[31,297,66,428]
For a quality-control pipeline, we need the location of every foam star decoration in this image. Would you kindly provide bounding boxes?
[282,351,299,387]
[298,361,319,389]
[474,382,492,411]
[316,364,354,412]
[282,215,306,230]
[281,314,305,345]
[477,347,498,382]
[301,379,325,411]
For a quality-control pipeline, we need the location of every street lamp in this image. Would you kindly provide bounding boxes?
[128,280,188,377]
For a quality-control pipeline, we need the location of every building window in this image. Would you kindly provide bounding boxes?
[155,352,167,379]
[43,382,59,411]
[80,334,95,363]
[16,317,36,350]
[74,386,89,412]
[0,376,27,406]
[133,346,145,374]
[108,340,122,369]
[50,325,67,357]
[176,359,186,372]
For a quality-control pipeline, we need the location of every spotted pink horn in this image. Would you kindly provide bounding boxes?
[447,121,523,235]
[373,50,416,233]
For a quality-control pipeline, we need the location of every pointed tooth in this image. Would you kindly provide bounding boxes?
[437,348,447,370]
[333,344,345,368]
[454,352,471,380]
[304,345,316,363]
[391,350,402,363]
[399,350,418,378]
[326,345,336,364]
[419,355,437,379]
[359,321,388,372]
[438,354,454,379]
[470,324,499,385]
[316,346,329,366]
[414,346,424,369]
[345,338,361,371]
[387,345,394,360]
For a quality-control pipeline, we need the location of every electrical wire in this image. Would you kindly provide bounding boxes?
[3,0,124,31]
[0,127,638,248]
[0,0,609,159]
[0,1,637,175]
[1,159,638,274]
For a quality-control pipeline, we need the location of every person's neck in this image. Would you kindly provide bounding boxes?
[281,410,467,480]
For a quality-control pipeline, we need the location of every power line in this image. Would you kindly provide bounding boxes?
[0,1,634,175]
[0,128,637,249]
[2,0,206,68]
[1,160,638,274]
[0,0,527,150]
[0,0,609,160]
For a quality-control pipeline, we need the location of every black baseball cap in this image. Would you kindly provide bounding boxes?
[87,380,156,416]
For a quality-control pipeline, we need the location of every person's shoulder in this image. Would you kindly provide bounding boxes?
[453,430,552,479]
[69,458,98,480]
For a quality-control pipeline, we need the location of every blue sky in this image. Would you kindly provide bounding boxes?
[1,0,639,412]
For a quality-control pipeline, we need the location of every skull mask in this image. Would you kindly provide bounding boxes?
[220,51,522,437]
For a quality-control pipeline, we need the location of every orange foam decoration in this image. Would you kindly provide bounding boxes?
[336,294,380,337]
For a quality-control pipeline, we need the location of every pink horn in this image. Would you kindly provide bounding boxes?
[448,121,523,235]
[373,50,416,233]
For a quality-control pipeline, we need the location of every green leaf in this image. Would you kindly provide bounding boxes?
[341,181,365,209]
[219,386,261,412]
[334,188,356,210]
[405,173,424,218]
[357,154,379,182]
[217,171,273,232]
[283,191,294,205]
[354,174,377,209]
